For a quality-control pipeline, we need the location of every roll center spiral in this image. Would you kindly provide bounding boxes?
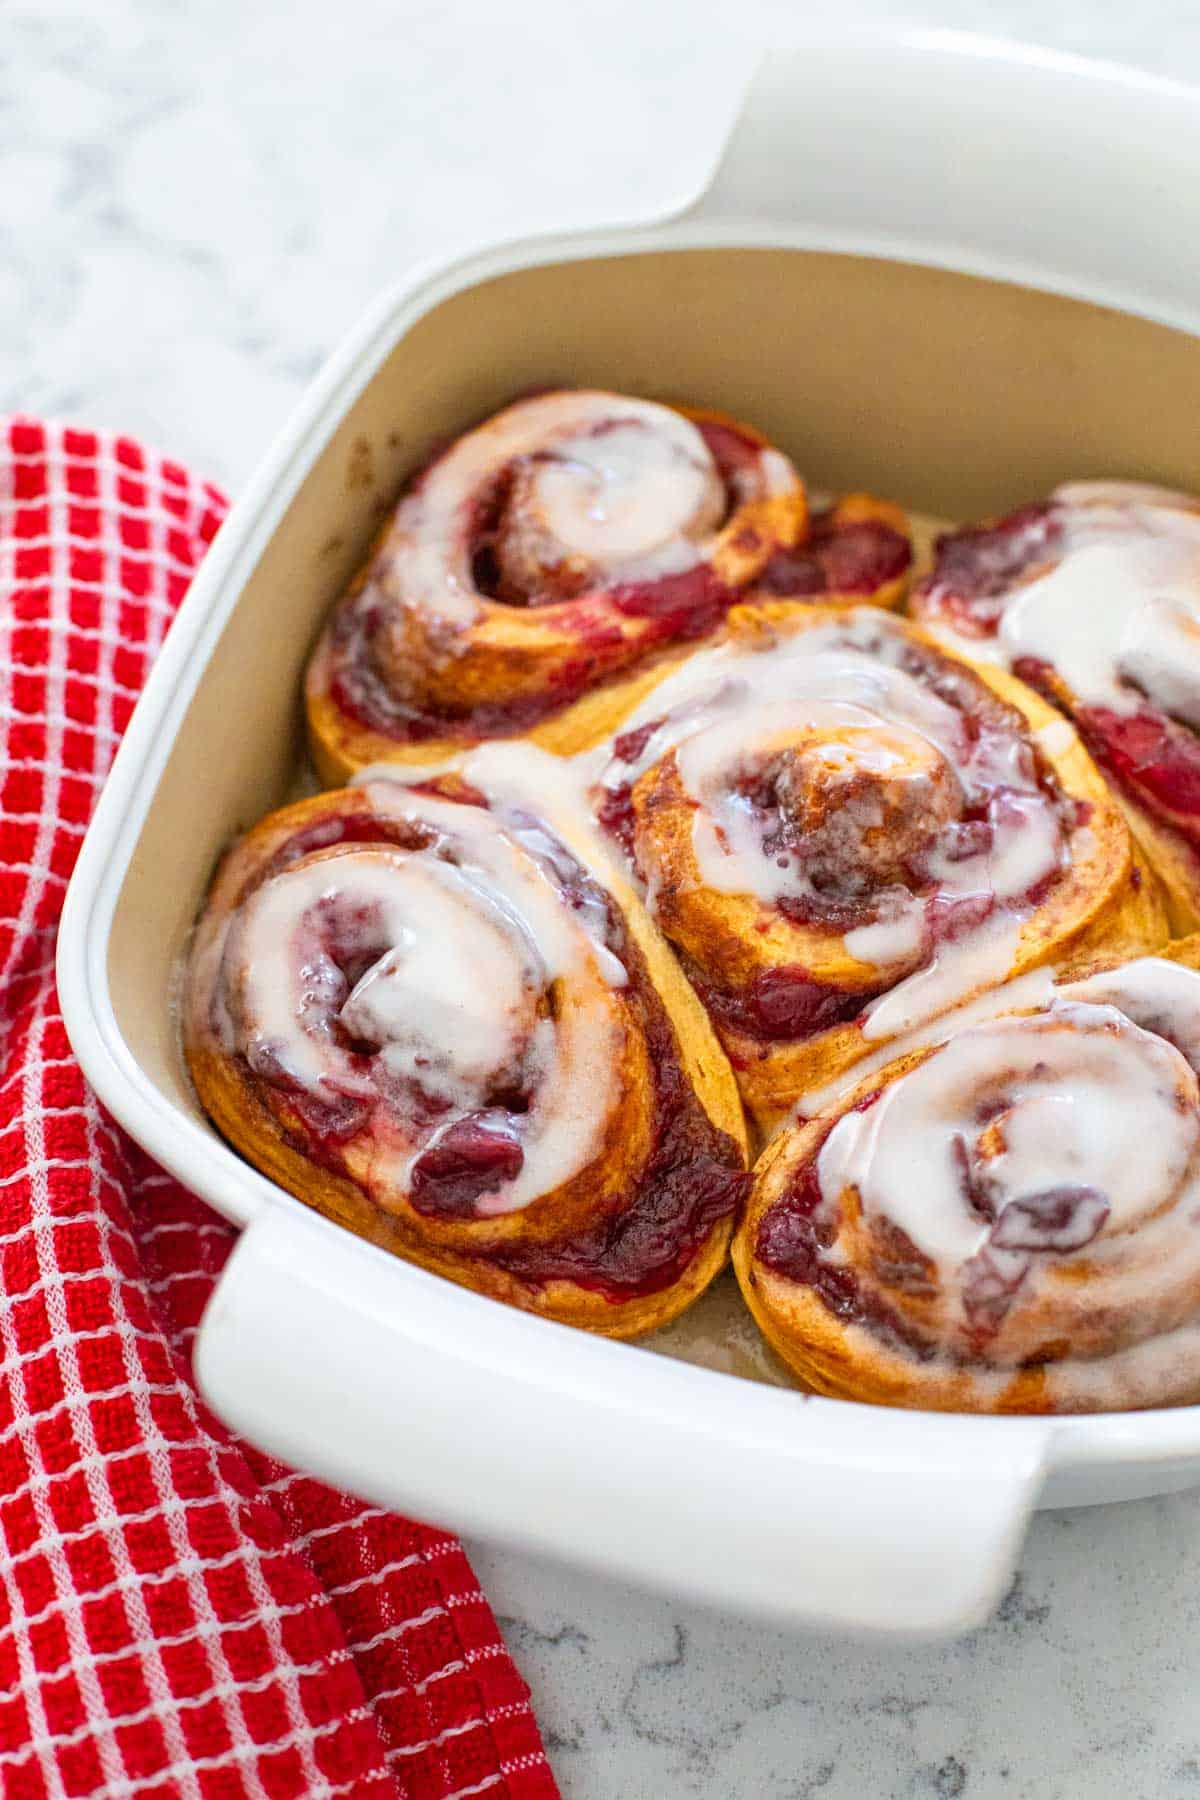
[492,422,725,600]
[818,1005,1200,1327]
[237,849,543,1114]
[761,723,961,896]
[215,789,635,1222]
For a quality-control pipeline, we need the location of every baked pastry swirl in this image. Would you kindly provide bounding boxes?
[592,604,1167,1129]
[911,480,1200,933]
[735,940,1200,1412]
[184,748,749,1336]
[305,389,911,781]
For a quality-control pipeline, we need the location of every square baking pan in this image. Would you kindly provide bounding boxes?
[58,35,1200,1636]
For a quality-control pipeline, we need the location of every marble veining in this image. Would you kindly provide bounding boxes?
[7,2,1200,1794]
[474,1487,1200,1796]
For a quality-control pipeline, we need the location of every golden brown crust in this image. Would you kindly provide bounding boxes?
[1099,792,1200,937]
[185,783,748,1338]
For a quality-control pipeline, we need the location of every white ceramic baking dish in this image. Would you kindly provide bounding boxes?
[59,35,1200,1638]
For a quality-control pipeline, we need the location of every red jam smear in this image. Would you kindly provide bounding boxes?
[488,969,750,1299]
[919,505,1200,851]
[235,792,747,1302]
[757,514,911,600]
[608,564,731,626]
[692,417,769,483]
[688,891,1001,1053]
[264,808,439,876]
[758,1088,1113,1356]
[913,502,1061,638]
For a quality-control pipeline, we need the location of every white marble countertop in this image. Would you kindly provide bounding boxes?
[7,3,1200,1794]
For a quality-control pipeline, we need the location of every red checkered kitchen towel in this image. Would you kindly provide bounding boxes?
[0,418,560,1800]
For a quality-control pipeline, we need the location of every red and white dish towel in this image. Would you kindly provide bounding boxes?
[0,418,559,1800]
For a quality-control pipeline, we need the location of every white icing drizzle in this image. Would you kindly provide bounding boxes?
[374,391,796,627]
[800,954,1200,1397]
[353,741,626,902]
[799,955,1200,1120]
[931,480,1200,724]
[1035,717,1078,758]
[794,967,1058,1118]
[1060,954,1200,1070]
[226,784,631,1216]
[857,913,1022,1042]
[598,609,1075,1025]
[820,1003,1196,1269]
[819,995,1199,1305]
[999,536,1200,712]
[238,853,536,1106]
[521,420,718,570]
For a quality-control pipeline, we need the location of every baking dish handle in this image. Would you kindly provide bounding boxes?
[682,39,1200,340]
[195,1201,1049,1636]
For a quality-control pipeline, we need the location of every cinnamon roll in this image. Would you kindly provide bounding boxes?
[591,604,1167,1131]
[735,938,1200,1412]
[911,481,1200,933]
[184,748,749,1336]
[305,390,911,782]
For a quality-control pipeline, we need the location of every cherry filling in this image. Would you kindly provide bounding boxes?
[327,413,779,744]
[689,889,1004,1052]
[694,967,887,1048]
[1009,654,1200,851]
[240,889,398,1149]
[960,1193,1110,1335]
[914,502,1062,637]
[756,513,911,599]
[607,564,733,628]
[409,1113,526,1219]
[754,1126,938,1362]
[244,1040,372,1147]
[264,809,440,879]
[329,566,741,744]
[953,1122,1110,1334]
[487,968,750,1299]
[756,1111,1112,1358]
[233,794,746,1301]
[692,417,773,490]
[1078,703,1200,842]
[988,1185,1110,1252]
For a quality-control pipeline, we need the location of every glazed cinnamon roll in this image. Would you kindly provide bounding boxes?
[735,939,1200,1412]
[911,481,1200,933]
[591,604,1167,1131]
[305,390,911,782]
[184,748,749,1336]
